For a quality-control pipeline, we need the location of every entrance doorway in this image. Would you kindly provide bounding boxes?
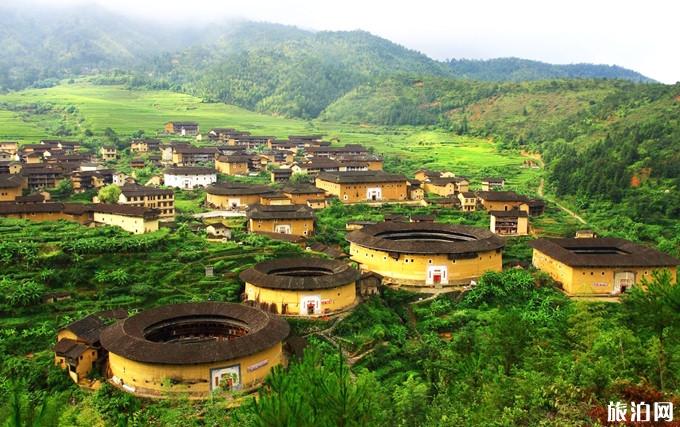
[300,295,321,316]
[366,187,382,201]
[426,266,448,286]
[614,271,635,294]
[275,224,292,234]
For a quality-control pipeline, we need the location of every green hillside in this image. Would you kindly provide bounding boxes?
[448,57,654,82]
[322,76,680,226]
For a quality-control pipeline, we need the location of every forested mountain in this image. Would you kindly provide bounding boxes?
[324,76,680,220]
[447,57,653,82]
[0,4,653,117]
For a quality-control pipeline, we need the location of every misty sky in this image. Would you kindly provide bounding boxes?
[21,0,680,83]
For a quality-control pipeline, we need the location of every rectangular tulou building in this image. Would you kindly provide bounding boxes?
[315,171,409,203]
[530,237,679,296]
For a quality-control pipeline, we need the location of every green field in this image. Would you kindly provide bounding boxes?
[0,81,541,190]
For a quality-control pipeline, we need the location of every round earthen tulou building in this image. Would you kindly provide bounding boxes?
[240,257,360,316]
[100,302,289,398]
[346,221,504,287]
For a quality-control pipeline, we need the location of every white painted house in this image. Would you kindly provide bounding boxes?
[164,167,217,190]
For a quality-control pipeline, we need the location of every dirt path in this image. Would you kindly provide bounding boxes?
[536,177,587,225]
[521,151,588,226]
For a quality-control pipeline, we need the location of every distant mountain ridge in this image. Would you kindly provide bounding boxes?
[447,57,653,83]
[0,4,656,118]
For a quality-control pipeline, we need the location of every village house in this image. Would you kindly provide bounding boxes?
[206,183,275,210]
[414,169,456,182]
[288,135,324,145]
[481,177,506,191]
[215,155,252,175]
[530,237,679,297]
[172,146,218,167]
[407,180,424,201]
[130,138,161,153]
[41,140,81,152]
[163,167,217,189]
[271,168,293,183]
[131,158,146,169]
[347,222,504,287]
[489,209,529,236]
[207,128,243,142]
[0,150,14,161]
[0,141,18,156]
[99,145,118,161]
[0,161,21,175]
[55,314,110,383]
[259,192,293,206]
[335,154,384,171]
[282,184,326,206]
[0,174,27,201]
[0,202,88,223]
[24,151,46,164]
[48,153,93,166]
[119,183,175,220]
[159,141,189,163]
[70,170,113,193]
[315,171,409,203]
[476,190,530,213]
[240,258,359,316]
[0,202,159,233]
[205,222,232,240]
[21,165,64,190]
[422,176,470,197]
[164,121,199,136]
[92,204,160,234]
[268,140,300,152]
[338,160,369,172]
[304,144,369,158]
[457,191,478,212]
[247,203,315,237]
[292,158,341,176]
[228,135,274,149]
[527,199,546,216]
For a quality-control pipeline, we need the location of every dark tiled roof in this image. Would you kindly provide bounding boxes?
[217,155,252,163]
[317,171,407,184]
[100,302,289,365]
[240,257,359,290]
[247,204,314,220]
[482,177,505,183]
[93,203,159,219]
[174,146,217,154]
[0,202,65,214]
[347,221,504,255]
[428,177,468,185]
[282,184,324,195]
[272,169,293,175]
[253,231,306,243]
[54,338,90,358]
[489,210,528,218]
[206,183,273,196]
[121,184,173,197]
[476,191,529,203]
[300,158,341,169]
[14,193,45,203]
[0,174,23,188]
[529,238,680,268]
[62,315,106,345]
[164,167,216,175]
[167,121,198,126]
